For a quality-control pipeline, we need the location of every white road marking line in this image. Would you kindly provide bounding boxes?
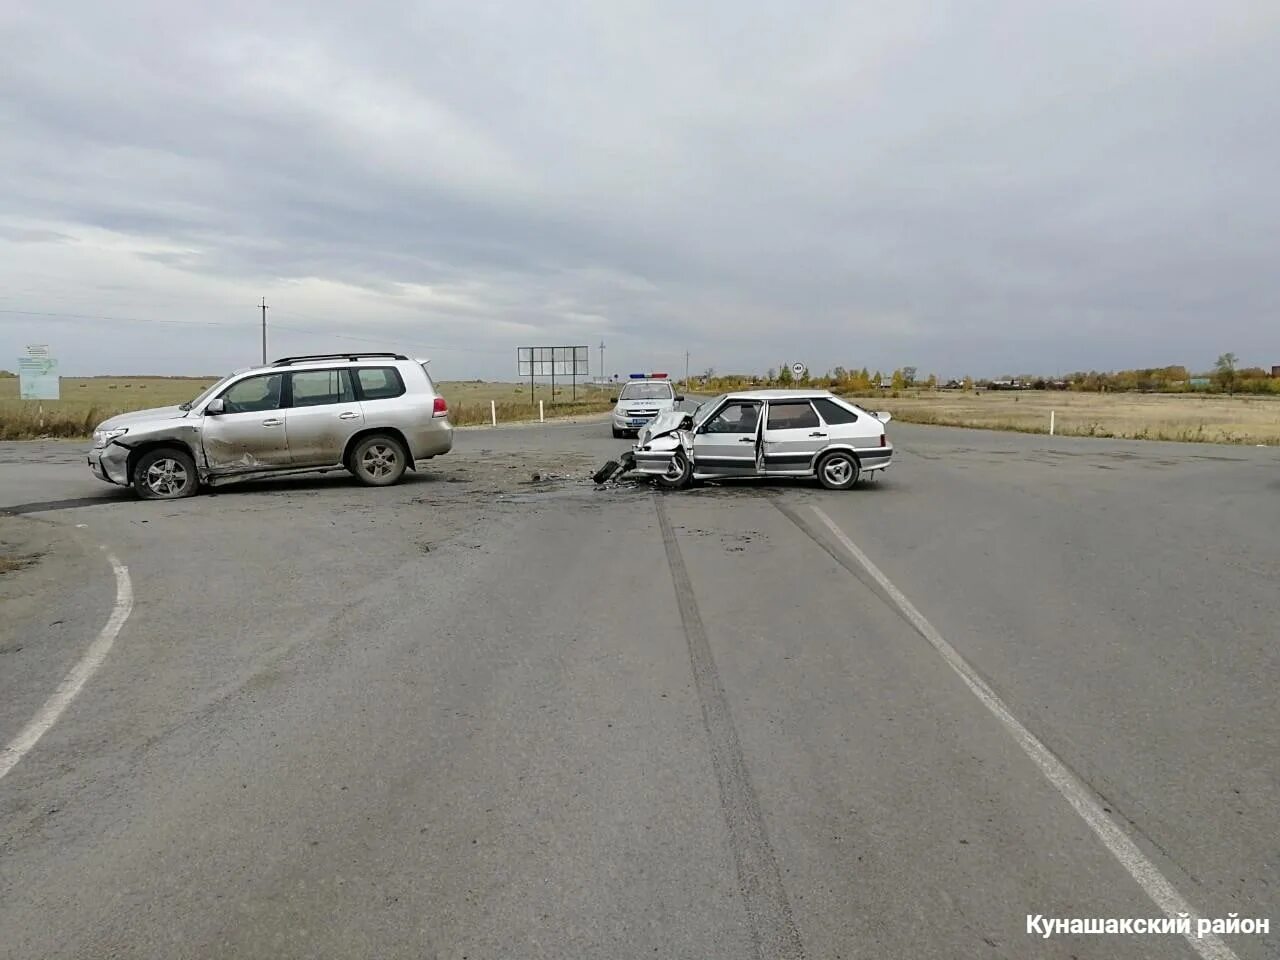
[810,506,1239,960]
[0,550,133,782]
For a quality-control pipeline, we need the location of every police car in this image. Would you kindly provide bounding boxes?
[609,374,684,438]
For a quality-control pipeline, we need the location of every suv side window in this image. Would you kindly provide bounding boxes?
[812,398,859,425]
[220,373,284,414]
[355,367,406,400]
[290,369,355,407]
[766,400,819,430]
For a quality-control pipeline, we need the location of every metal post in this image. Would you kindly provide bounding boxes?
[260,298,268,364]
[551,353,555,405]
[1050,410,1056,436]
[539,400,544,422]
[491,400,496,426]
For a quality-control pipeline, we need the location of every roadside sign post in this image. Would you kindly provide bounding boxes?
[19,344,59,401]
[518,346,590,406]
[791,362,807,381]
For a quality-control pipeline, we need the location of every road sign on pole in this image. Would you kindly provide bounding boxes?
[19,345,59,400]
[518,346,590,403]
[791,362,807,380]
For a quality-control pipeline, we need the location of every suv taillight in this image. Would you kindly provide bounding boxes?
[432,397,448,418]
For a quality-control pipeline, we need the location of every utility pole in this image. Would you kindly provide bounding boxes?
[685,351,690,391]
[599,340,605,384]
[260,297,269,364]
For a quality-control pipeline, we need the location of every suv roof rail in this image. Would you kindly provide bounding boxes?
[270,352,408,366]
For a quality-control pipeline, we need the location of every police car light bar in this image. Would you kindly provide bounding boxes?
[629,373,646,378]
[650,373,668,378]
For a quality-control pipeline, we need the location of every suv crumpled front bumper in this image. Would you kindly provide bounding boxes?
[88,443,131,486]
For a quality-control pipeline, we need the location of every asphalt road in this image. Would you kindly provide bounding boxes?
[1,416,1277,959]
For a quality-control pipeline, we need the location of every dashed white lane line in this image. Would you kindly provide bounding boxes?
[809,506,1239,960]
[0,549,133,782]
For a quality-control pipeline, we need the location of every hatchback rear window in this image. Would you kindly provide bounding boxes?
[356,367,406,400]
[812,398,859,424]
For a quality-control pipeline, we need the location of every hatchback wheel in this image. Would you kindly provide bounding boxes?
[654,450,692,489]
[816,450,860,490]
[351,435,408,487]
[133,448,199,500]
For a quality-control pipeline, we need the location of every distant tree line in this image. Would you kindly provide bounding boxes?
[690,354,1277,396]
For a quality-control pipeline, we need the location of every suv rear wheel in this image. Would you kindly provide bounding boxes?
[133,447,199,500]
[350,434,408,487]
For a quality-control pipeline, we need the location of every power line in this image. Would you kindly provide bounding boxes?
[0,307,240,329]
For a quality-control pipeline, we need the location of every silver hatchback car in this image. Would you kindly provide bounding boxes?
[627,389,892,489]
[88,352,453,499]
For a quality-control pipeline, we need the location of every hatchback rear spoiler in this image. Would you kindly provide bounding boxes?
[873,411,893,423]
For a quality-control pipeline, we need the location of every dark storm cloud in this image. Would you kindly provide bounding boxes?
[2,0,1278,377]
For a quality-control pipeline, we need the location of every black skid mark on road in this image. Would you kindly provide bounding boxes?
[655,495,806,960]
[2,494,130,515]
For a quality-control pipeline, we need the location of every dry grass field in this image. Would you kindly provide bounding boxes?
[0,376,612,439]
[864,390,1280,445]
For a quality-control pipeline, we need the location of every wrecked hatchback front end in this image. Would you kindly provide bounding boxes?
[630,410,693,478]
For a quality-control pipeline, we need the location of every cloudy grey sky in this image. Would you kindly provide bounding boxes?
[2,1,1278,379]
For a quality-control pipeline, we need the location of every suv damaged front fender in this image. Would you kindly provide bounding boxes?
[111,420,207,476]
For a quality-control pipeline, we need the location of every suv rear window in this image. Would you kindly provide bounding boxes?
[356,367,406,400]
[812,398,859,424]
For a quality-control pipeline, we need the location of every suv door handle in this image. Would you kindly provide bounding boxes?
[262,418,284,427]
[338,411,360,420]
[809,431,827,437]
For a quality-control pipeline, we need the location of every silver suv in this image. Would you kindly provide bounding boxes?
[88,352,453,499]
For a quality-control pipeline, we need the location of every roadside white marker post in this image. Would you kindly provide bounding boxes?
[539,400,544,422]
[1050,410,1055,436]
[491,400,496,426]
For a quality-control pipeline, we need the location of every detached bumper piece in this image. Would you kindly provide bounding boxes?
[593,451,636,484]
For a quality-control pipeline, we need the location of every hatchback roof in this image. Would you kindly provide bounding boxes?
[721,389,838,400]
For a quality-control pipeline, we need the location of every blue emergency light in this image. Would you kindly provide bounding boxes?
[629,373,645,378]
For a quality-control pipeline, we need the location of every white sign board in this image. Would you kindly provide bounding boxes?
[518,346,590,377]
[19,345,59,400]
[790,362,807,379]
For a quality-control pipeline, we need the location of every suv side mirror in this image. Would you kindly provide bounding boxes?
[205,398,225,415]
[674,395,685,402]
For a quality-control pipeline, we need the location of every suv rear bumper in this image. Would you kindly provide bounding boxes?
[408,420,454,460]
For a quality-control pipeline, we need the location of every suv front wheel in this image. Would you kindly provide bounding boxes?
[133,447,199,500]
[350,434,409,487]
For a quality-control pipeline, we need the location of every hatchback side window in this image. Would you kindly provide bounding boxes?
[220,373,284,414]
[290,369,355,407]
[356,367,406,400]
[703,401,761,434]
[766,401,819,430]
[812,398,859,425]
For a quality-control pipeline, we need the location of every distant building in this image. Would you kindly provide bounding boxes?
[1271,365,1280,378]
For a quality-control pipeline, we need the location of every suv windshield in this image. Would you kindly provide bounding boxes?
[180,374,235,411]
[619,382,673,400]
